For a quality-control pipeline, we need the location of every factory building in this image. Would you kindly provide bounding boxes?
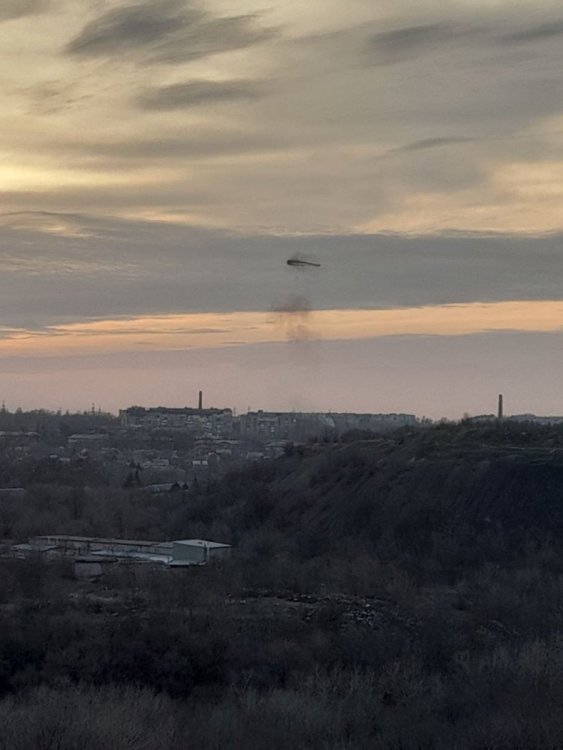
[119,406,233,437]
[171,539,232,565]
[10,535,231,568]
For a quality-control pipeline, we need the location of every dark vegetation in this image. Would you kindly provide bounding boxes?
[3,421,563,747]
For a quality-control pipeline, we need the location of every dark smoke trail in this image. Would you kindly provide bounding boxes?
[273,294,315,342]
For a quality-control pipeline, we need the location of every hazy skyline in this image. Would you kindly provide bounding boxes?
[2,0,563,417]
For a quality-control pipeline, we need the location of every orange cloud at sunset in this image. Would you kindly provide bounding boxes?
[2,300,563,358]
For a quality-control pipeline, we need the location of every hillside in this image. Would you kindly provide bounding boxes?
[4,421,563,748]
[191,422,563,541]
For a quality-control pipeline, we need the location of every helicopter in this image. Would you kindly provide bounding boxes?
[286,258,321,268]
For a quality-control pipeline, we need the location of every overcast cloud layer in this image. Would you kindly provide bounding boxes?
[1,215,563,329]
[2,0,563,415]
[3,0,563,231]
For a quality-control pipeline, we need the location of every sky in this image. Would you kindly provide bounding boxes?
[2,0,563,418]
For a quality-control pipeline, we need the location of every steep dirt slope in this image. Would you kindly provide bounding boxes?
[207,426,563,555]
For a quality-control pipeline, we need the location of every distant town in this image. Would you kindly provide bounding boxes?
[0,396,418,573]
[0,393,417,490]
[1,393,562,494]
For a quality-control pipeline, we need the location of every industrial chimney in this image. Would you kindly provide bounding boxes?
[198,390,203,411]
[498,394,503,420]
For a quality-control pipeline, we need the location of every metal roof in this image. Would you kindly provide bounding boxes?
[32,535,230,550]
[173,539,231,548]
[34,535,160,547]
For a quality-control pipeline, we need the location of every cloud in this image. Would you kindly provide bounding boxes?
[66,0,195,57]
[504,19,563,44]
[66,0,276,64]
[0,210,97,238]
[26,127,293,163]
[0,0,48,22]
[5,1,563,237]
[136,79,268,110]
[364,23,466,65]
[15,79,94,116]
[388,136,476,154]
[2,214,563,331]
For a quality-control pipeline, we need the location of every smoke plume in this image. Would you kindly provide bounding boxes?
[273,294,315,342]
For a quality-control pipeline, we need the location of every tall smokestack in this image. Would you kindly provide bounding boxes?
[198,390,203,411]
[498,394,503,420]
